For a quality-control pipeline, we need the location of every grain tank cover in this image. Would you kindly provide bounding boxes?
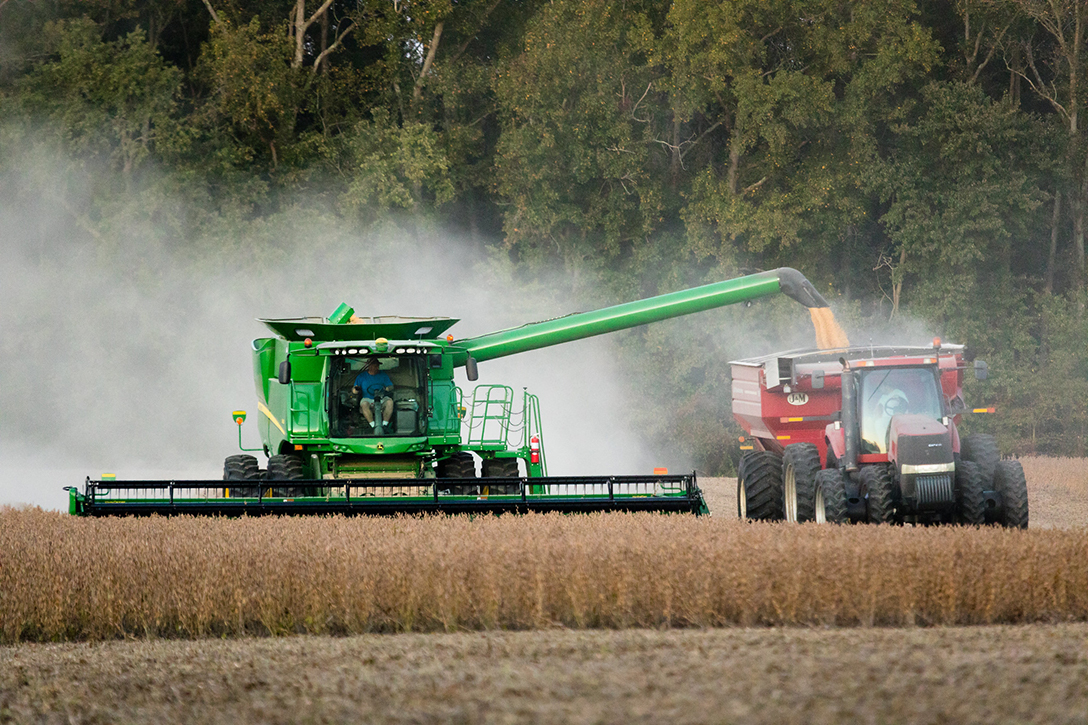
[259,315,459,342]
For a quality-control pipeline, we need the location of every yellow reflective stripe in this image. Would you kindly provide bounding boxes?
[258,400,287,435]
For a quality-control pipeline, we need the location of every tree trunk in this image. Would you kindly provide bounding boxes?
[1047,191,1060,294]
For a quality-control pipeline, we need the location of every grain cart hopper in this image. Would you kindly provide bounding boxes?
[731,343,1028,527]
[69,268,829,517]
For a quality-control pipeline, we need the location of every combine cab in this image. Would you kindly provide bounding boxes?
[732,344,1028,527]
[68,268,833,517]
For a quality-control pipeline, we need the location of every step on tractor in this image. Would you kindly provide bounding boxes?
[731,344,1028,527]
[68,268,831,517]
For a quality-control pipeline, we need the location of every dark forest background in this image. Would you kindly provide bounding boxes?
[3,0,1087,473]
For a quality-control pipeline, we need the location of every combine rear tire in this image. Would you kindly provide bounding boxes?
[955,460,986,525]
[438,452,478,495]
[224,454,261,497]
[961,433,1000,484]
[995,459,1029,529]
[737,451,783,521]
[482,458,520,494]
[267,453,306,497]
[813,469,848,524]
[782,443,821,523]
[861,464,896,524]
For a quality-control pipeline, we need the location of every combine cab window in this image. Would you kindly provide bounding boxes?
[329,356,427,437]
[858,367,944,454]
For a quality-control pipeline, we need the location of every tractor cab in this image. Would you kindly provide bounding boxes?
[857,366,945,454]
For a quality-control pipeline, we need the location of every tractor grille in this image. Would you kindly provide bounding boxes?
[915,474,954,506]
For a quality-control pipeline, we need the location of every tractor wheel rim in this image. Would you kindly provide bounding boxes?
[738,479,747,519]
[815,485,826,524]
[784,465,797,522]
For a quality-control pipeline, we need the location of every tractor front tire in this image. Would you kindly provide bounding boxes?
[267,453,306,497]
[861,464,897,524]
[737,451,783,521]
[813,469,849,524]
[782,443,821,523]
[482,458,520,494]
[955,460,986,525]
[995,459,1029,529]
[223,454,262,498]
[961,433,1000,484]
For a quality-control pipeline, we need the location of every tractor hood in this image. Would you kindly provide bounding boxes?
[888,415,954,471]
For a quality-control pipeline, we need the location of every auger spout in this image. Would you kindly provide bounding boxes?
[458,267,827,363]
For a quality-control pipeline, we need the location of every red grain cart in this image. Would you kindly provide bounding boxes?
[730,344,1027,527]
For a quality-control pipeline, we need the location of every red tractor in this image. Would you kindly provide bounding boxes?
[731,343,1028,526]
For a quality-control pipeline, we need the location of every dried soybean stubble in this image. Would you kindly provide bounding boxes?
[809,306,850,349]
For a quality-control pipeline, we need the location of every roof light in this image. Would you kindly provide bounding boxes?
[295,328,315,337]
[304,338,313,348]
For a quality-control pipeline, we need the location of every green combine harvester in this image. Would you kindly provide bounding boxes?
[68,268,831,517]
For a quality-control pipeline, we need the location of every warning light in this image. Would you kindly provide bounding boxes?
[232,410,247,425]
[933,337,942,349]
[304,338,313,348]
[447,334,454,342]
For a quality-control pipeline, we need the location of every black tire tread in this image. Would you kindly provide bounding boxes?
[783,443,821,522]
[481,458,520,494]
[955,459,986,525]
[223,454,261,497]
[995,459,1029,529]
[438,452,477,478]
[814,468,848,524]
[961,433,1000,484]
[737,451,783,521]
[861,464,896,524]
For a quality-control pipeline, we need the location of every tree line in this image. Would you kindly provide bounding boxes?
[2,0,1087,471]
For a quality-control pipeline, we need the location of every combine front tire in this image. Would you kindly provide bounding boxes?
[813,469,848,524]
[782,443,821,523]
[995,459,1029,529]
[482,458,520,494]
[438,452,478,495]
[861,464,896,524]
[955,460,986,525]
[224,454,261,497]
[737,451,783,521]
[267,453,305,497]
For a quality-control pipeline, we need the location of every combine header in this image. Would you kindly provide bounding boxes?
[69,268,830,517]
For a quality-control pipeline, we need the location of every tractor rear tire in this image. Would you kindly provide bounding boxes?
[961,433,1000,484]
[224,454,261,497]
[782,443,821,523]
[737,451,783,521]
[482,458,520,494]
[861,464,896,524]
[267,453,306,497]
[995,459,1029,529]
[813,468,848,524]
[955,460,986,525]
[438,452,478,495]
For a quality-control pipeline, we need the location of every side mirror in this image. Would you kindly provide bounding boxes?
[465,356,479,382]
[278,360,291,384]
[973,360,988,381]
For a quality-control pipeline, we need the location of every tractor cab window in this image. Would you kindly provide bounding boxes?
[858,367,944,454]
[329,355,426,437]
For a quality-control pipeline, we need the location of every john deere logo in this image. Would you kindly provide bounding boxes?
[787,393,809,406]
[376,443,385,451]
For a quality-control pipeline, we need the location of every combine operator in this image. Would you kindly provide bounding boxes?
[352,357,394,429]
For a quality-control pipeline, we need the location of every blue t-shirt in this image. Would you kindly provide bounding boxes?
[354,370,393,397]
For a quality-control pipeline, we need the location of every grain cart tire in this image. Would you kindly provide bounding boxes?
[737,451,783,521]
[267,453,306,497]
[995,459,1029,529]
[482,458,520,494]
[955,460,986,525]
[861,464,896,524]
[224,454,262,497]
[813,469,848,524]
[961,433,1000,484]
[782,443,821,523]
[438,452,478,495]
